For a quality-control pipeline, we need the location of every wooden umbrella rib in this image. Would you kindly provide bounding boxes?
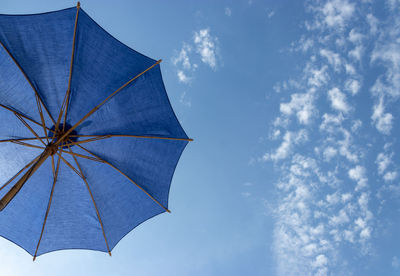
[0,137,47,143]
[65,134,194,145]
[62,2,81,131]
[9,140,45,150]
[35,94,49,144]
[55,152,83,179]
[67,145,111,255]
[14,113,47,147]
[54,59,162,148]
[60,135,111,147]
[58,149,104,163]
[75,144,171,213]
[0,103,55,134]
[0,40,56,126]
[53,90,69,138]
[0,154,41,192]
[33,154,61,261]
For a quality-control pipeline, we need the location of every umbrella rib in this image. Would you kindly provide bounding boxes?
[0,153,41,192]
[75,143,171,213]
[67,145,112,256]
[60,135,112,147]
[9,140,45,150]
[54,152,83,179]
[33,154,61,261]
[64,134,193,146]
[34,93,50,144]
[0,137,48,143]
[54,59,162,148]
[62,2,81,132]
[14,113,47,147]
[58,149,104,163]
[0,40,56,126]
[0,103,55,134]
[52,89,69,140]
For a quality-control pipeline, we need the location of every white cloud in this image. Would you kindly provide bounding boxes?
[307,65,329,87]
[384,171,397,181]
[321,0,355,28]
[323,146,337,161]
[225,7,232,16]
[320,49,342,71]
[328,87,350,113]
[313,254,328,268]
[341,193,352,202]
[172,43,198,84]
[177,70,191,84]
[264,130,308,161]
[329,209,350,226]
[349,45,364,61]
[280,90,315,125]
[345,79,361,95]
[371,18,400,98]
[376,152,391,175]
[371,97,393,135]
[179,91,191,107]
[345,63,356,75]
[348,165,368,190]
[348,29,364,44]
[194,28,218,69]
[351,119,362,132]
[366,14,378,34]
[338,129,359,163]
[267,11,275,18]
[392,256,400,268]
[173,43,193,70]
[320,113,344,132]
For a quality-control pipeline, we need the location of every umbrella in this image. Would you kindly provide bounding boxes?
[0,2,191,260]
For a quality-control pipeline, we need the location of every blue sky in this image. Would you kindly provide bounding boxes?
[0,0,400,275]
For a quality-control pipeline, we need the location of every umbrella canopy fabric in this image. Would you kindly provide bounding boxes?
[0,3,190,259]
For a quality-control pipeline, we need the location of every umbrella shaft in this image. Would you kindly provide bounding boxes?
[0,150,51,211]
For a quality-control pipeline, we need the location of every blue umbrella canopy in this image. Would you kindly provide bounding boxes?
[0,2,190,259]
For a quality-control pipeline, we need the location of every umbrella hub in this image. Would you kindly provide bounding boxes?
[48,123,78,149]
[45,142,59,156]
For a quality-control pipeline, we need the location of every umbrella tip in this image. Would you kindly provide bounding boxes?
[77,2,81,8]
[33,256,36,261]
[166,209,171,213]
[108,251,112,257]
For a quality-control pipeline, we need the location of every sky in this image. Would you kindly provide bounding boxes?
[0,0,400,275]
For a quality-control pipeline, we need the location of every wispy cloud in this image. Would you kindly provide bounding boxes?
[172,28,219,87]
[263,130,308,161]
[328,87,350,113]
[320,49,342,71]
[280,90,315,125]
[225,7,232,17]
[320,0,355,28]
[194,28,219,70]
[348,165,368,191]
[371,96,393,135]
[264,0,389,274]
